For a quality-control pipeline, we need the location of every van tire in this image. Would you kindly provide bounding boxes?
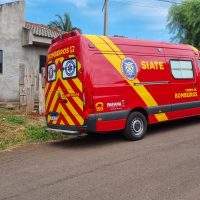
[124,112,147,140]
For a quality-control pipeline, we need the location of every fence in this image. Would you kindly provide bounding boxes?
[19,64,45,114]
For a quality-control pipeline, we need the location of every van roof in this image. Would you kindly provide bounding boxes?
[84,34,198,53]
[52,30,198,54]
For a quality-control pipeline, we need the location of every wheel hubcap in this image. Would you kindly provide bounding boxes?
[131,118,143,136]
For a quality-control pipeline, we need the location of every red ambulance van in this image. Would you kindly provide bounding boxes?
[45,30,200,140]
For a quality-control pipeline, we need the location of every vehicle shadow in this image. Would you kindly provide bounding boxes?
[50,116,200,149]
[50,131,126,149]
[148,116,200,136]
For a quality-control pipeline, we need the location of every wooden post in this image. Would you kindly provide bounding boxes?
[38,68,45,114]
[19,64,27,113]
[19,65,35,113]
[30,67,35,111]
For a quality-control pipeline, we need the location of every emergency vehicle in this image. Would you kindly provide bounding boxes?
[45,30,200,140]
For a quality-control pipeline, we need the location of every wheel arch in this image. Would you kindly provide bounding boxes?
[128,108,149,123]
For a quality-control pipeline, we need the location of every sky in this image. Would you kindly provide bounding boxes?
[0,0,182,42]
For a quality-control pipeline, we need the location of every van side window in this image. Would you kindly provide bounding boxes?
[170,60,194,79]
[198,60,200,69]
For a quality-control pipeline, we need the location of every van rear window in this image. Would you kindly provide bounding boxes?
[62,58,77,79]
[170,60,194,79]
[47,63,56,82]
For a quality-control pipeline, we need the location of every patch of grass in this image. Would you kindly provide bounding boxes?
[1,115,27,125]
[0,141,7,150]
[26,126,64,143]
[0,109,67,151]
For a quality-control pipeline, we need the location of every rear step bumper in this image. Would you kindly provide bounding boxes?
[46,128,81,135]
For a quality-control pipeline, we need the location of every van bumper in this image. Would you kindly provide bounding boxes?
[46,114,96,135]
[47,110,130,134]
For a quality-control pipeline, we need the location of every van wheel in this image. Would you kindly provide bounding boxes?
[124,112,147,140]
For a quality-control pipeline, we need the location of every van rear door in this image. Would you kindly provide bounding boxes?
[46,43,84,127]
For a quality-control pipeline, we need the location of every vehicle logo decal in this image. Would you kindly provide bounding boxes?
[63,59,77,78]
[121,58,138,80]
[95,102,104,112]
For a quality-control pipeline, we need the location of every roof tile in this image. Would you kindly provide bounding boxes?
[24,22,62,39]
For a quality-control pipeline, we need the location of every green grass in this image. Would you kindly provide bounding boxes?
[0,141,7,150]
[26,126,65,143]
[1,115,27,125]
[0,108,67,151]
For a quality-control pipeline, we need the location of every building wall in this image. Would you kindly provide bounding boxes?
[0,1,48,102]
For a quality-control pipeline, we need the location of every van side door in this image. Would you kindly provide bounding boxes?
[166,56,200,119]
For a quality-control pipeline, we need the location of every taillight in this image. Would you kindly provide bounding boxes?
[83,88,93,109]
[83,93,86,107]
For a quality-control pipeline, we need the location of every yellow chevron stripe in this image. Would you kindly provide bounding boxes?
[45,82,50,94]
[65,101,84,125]
[46,80,57,110]
[47,89,75,125]
[46,58,64,107]
[72,78,82,92]
[60,120,64,125]
[57,105,75,125]
[49,89,59,114]
[47,79,83,125]
[47,83,82,119]
[189,45,199,53]
[64,80,83,110]
[52,120,57,125]
[46,57,83,110]
[47,115,51,123]
[47,104,75,126]
[85,35,168,122]
[46,70,83,111]
[46,56,84,125]
[55,57,65,65]
[68,54,75,58]
[78,62,81,71]
[45,69,62,109]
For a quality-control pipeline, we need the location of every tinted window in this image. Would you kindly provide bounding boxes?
[47,63,56,82]
[170,60,194,79]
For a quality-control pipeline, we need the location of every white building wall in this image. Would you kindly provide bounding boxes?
[0,1,48,102]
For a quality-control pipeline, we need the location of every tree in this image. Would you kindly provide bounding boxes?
[49,12,81,33]
[167,0,200,49]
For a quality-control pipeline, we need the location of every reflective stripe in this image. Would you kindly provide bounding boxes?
[85,35,168,122]
[189,45,199,53]
[45,56,84,126]
[57,105,75,126]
